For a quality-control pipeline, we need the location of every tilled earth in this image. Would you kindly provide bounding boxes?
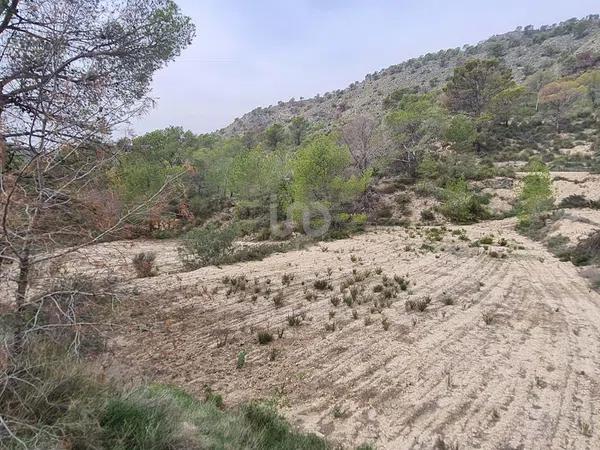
[97,219,600,449]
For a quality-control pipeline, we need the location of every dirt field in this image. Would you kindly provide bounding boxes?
[90,217,600,450]
[5,171,599,449]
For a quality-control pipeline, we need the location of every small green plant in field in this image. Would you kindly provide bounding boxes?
[332,406,348,419]
[330,296,341,307]
[343,294,353,307]
[356,444,377,450]
[579,418,593,437]
[440,293,454,305]
[324,322,336,332]
[237,350,247,369]
[394,274,409,290]
[421,209,436,222]
[479,235,494,245]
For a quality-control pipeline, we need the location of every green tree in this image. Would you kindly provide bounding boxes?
[538,79,586,131]
[0,0,194,349]
[385,93,448,176]
[445,115,478,151]
[288,116,310,146]
[110,127,199,204]
[443,59,514,118]
[228,147,289,217]
[488,85,532,126]
[577,70,600,122]
[291,135,371,210]
[264,123,287,149]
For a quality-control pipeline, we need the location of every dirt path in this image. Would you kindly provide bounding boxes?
[101,219,600,449]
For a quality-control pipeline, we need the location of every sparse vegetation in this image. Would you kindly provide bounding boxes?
[482,311,495,325]
[132,252,158,278]
[258,331,274,345]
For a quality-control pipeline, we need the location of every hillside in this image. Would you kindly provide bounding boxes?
[220,15,600,136]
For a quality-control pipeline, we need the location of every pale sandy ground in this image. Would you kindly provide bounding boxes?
[96,220,600,450]
[480,172,600,217]
[546,209,600,243]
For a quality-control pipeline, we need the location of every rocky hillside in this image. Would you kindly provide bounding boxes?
[220,15,600,136]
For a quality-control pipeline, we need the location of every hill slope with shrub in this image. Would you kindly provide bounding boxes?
[220,16,600,137]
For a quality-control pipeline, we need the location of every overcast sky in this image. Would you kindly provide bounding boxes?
[131,0,599,135]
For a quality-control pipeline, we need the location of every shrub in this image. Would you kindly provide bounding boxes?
[132,252,158,278]
[257,331,274,345]
[236,351,247,369]
[406,296,431,312]
[3,343,332,449]
[179,223,236,268]
[101,391,181,450]
[313,279,332,291]
[559,194,591,209]
[439,178,489,223]
[517,160,554,231]
[479,235,494,245]
[570,230,600,266]
[421,209,436,222]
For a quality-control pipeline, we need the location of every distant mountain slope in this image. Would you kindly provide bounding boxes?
[219,15,600,136]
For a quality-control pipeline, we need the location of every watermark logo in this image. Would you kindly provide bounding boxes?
[269,194,332,239]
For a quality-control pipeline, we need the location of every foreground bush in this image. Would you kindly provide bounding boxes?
[0,344,338,449]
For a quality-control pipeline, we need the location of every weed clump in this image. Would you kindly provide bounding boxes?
[132,252,158,278]
[314,279,332,291]
[406,296,431,312]
[257,331,274,345]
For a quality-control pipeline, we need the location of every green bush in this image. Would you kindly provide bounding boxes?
[1,345,335,449]
[101,391,181,450]
[179,223,237,268]
[517,160,554,231]
[439,179,489,223]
